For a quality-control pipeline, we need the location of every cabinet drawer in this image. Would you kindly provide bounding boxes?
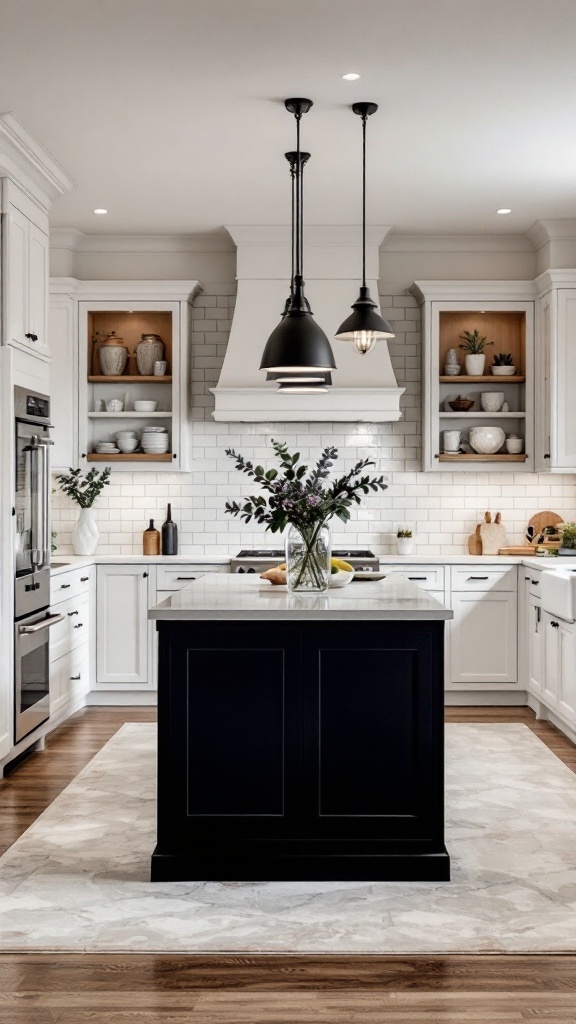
[521,567,543,597]
[451,565,517,592]
[50,566,92,605]
[50,593,90,661]
[156,566,207,591]
[380,565,444,591]
[50,642,90,717]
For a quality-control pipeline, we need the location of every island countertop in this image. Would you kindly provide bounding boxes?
[149,572,453,621]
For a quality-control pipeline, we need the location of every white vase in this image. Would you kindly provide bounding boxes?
[72,508,99,555]
[465,353,486,375]
[396,537,414,555]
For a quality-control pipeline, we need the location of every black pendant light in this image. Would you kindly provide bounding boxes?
[335,102,395,355]
[260,98,336,385]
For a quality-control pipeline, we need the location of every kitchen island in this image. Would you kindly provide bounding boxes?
[149,574,453,882]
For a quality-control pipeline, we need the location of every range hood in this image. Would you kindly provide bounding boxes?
[211,226,405,422]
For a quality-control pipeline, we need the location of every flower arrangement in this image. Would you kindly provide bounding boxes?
[225,440,387,591]
[55,467,111,508]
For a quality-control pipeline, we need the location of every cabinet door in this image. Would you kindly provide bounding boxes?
[449,591,517,685]
[527,595,544,697]
[5,205,28,349]
[28,223,50,357]
[49,297,77,469]
[543,612,560,708]
[559,622,576,723]
[554,289,576,469]
[96,565,149,685]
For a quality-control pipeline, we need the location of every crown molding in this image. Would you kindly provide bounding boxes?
[384,232,534,253]
[410,279,536,303]
[226,225,392,248]
[49,228,233,254]
[49,277,202,300]
[0,112,74,207]
[527,219,576,251]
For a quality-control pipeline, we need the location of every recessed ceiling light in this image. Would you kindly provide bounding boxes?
[496,208,511,215]
[93,208,108,215]
[342,73,360,81]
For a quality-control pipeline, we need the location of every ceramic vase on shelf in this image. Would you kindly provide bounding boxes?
[72,508,99,555]
[98,338,129,376]
[465,353,486,376]
[396,536,414,555]
[136,334,165,376]
[285,523,331,593]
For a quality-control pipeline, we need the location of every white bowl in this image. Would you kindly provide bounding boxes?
[505,436,524,453]
[480,391,505,412]
[116,430,138,440]
[134,400,158,412]
[491,366,516,376]
[468,426,506,454]
[105,400,124,412]
[328,569,355,588]
[117,440,139,453]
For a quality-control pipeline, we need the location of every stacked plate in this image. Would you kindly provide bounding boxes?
[141,426,169,455]
[94,441,120,454]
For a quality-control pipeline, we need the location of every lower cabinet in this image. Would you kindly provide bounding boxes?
[49,567,92,719]
[51,644,90,717]
[527,593,544,698]
[448,589,518,687]
[541,611,576,722]
[96,565,152,688]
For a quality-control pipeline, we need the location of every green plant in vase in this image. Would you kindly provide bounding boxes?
[458,329,494,376]
[225,440,387,592]
[56,467,111,555]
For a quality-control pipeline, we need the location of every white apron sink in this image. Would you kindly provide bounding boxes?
[540,568,576,622]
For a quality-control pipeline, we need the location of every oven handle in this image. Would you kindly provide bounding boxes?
[19,613,65,635]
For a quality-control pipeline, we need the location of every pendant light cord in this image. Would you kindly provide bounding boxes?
[362,112,367,289]
[295,110,302,280]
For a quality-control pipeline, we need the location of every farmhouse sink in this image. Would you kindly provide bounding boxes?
[540,569,576,622]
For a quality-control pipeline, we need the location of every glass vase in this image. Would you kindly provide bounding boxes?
[286,523,331,593]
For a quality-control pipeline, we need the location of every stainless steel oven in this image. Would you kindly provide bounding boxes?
[13,386,55,742]
[14,609,64,742]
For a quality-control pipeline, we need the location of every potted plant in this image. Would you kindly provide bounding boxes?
[396,528,414,555]
[458,329,494,376]
[559,522,576,555]
[56,467,111,555]
[491,352,516,376]
[225,440,387,593]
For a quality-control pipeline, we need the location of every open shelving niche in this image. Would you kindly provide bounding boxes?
[81,306,179,469]
[411,284,535,473]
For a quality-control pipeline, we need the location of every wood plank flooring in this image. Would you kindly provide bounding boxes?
[1,706,576,1022]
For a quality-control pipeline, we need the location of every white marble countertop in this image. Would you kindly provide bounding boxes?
[49,554,231,576]
[148,573,453,621]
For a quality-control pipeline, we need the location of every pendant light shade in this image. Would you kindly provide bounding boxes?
[260,98,336,380]
[335,102,395,355]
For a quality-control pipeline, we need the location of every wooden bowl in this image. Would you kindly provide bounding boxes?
[449,398,474,412]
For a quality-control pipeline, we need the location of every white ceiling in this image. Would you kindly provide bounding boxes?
[2,0,576,236]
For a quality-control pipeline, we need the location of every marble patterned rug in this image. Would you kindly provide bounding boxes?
[1,722,576,953]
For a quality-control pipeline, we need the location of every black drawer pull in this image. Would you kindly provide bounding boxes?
[532,579,539,585]
[176,576,196,581]
[67,611,79,617]
[70,673,81,680]
[80,576,89,582]
[408,576,427,581]
[73,623,83,629]
[60,583,71,589]
[525,576,530,581]
[467,576,489,581]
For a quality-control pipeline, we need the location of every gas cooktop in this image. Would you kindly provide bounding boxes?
[231,548,379,574]
[236,549,376,559]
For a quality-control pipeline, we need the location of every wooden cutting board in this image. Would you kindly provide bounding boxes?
[468,525,482,555]
[479,512,508,555]
[527,511,563,544]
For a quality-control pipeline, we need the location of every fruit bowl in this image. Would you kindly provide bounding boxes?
[328,557,355,588]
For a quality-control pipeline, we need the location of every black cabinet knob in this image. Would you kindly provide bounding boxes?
[24,333,38,342]
[143,572,149,578]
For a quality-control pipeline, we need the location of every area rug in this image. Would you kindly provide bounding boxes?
[1,722,576,953]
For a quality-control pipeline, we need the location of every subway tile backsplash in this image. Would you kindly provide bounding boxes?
[51,290,576,556]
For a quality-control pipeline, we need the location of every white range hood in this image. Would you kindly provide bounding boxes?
[211,226,405,422]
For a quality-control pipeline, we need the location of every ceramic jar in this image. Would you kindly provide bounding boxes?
[72,508,99,555]
[99,338,129,376]
[465,353,486,376]
[505,435,524,454]
[136,334,165,376]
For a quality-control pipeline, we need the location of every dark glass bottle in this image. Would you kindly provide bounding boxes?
[161,503,178,556]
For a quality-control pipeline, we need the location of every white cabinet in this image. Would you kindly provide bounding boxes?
[49,566,92,719]
[411,281,535,473]
[449,590,518,686]
[541,611,576,721]
[96,565,151,687]
[536,275,576,471]
[2,183,50,361]
[527,592,544,698]
[49,290,77,470]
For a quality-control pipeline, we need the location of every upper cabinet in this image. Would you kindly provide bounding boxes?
[411,282,535,472]
[535,271,576,472]
[50,280,201,472]
[2,181,50,362]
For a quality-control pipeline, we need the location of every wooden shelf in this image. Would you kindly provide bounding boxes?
[88,375,172,383]
[439,411,526,419]
[439,375,525,383]
[438,453,527,462]
[88,411,172,418]
[87,453,173,462]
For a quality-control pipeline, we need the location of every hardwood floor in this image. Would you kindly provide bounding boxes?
[1,706,576,1022]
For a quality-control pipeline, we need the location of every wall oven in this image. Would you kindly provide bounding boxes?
[13,386,60,743]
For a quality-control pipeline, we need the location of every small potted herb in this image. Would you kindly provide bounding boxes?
[491,352,516,377]
[560,522,576,555]
[56,467,111,555]
[458,330,494,376]
[396,528,414,556]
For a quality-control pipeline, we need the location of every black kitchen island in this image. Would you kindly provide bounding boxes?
[149,574,452,882]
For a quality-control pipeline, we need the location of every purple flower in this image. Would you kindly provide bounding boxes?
[307,495,320,506]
